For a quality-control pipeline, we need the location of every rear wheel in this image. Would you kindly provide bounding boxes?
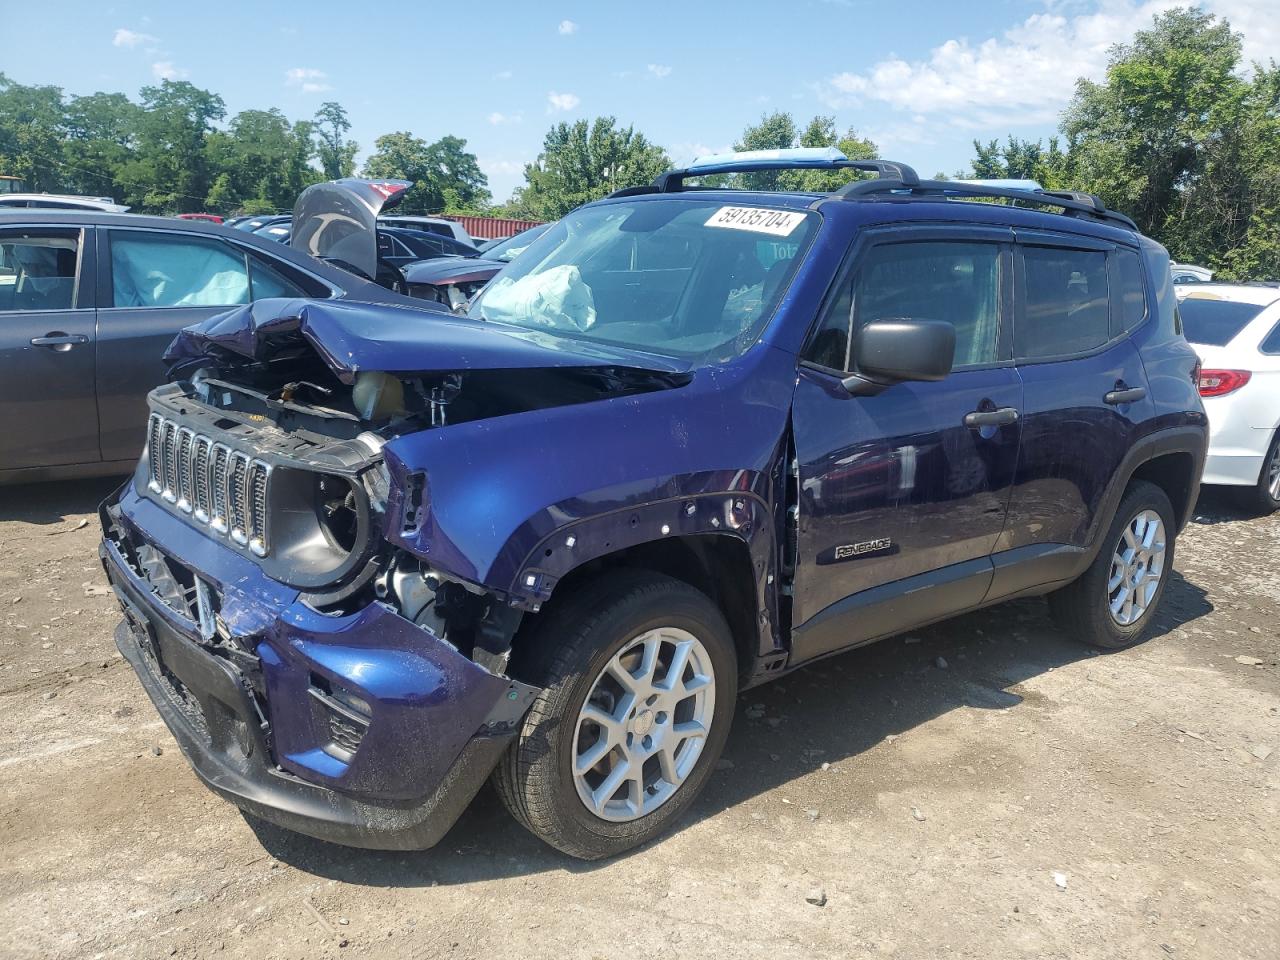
[1233,429,1280,515]
[1049,479,1175,649]
[493,572,736,860]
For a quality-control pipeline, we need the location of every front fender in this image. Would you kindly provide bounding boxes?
[379,343,796,606]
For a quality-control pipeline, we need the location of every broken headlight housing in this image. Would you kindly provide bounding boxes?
[261,467,376,590]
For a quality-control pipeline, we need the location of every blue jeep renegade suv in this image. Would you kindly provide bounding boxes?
[100,151,1207,859]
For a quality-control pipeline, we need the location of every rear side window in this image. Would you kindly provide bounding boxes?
[0,230,80,311]
[1177,297,1268,346]
[1017,246,1109,359]
[1260,320,1280,354]
[110,231,250,308]
[1115,248,1147,332]
[248,254,309,299]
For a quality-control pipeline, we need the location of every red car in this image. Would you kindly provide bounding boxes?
[176,213,223,224]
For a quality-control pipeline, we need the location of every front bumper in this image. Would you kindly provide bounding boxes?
[101,482,537,850]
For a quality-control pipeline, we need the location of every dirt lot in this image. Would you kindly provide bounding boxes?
[0,478,1276,960]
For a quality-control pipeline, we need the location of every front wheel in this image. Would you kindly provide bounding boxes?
[493,572,737,860]
[1049,479,1176,649]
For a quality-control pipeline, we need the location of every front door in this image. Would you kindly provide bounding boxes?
[0,225,99,471]
[790,230,1022,662]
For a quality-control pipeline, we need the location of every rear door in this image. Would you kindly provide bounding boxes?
[0,225,100,471]
[989,232,1155,599]
[790,227,1023,661]
[94,227,312,462]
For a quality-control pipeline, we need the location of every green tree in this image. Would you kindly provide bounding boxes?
[363,131,490,214]
[968,136,1072,189]
[113,80,225,212]
[520,117,670,219]
[1063,7,1278,275]
[0,73,67,193]
[729,112,878,191]
[313,101,357,179]
[206,108,316,212]
[61,92,142,198]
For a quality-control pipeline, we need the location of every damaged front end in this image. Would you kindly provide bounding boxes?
[100,296,689,849]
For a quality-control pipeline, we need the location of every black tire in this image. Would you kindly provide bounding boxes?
[1049,479,1176,650]
[1232,429,1280,516]
[492,571,737,860]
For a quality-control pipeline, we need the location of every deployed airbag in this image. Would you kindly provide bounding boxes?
[480,264,596,332]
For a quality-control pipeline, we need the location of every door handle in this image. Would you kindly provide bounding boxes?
[30,334,89,347]
[964,407,1019,429]
[1104,386,1146,405]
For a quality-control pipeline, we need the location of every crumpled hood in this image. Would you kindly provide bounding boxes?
[164,297,691,382]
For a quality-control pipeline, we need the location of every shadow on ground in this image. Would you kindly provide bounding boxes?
[0,476,124,526]
[248,569,1213,887]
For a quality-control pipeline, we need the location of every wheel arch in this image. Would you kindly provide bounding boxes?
[513,497,782,688]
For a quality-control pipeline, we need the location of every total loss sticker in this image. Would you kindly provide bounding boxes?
[705,206,806,237]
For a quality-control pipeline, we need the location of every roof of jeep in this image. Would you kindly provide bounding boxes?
[589,187,1146,246]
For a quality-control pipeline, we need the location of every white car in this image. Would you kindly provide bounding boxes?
[1177,282,1280,513]
[0,193,130,213]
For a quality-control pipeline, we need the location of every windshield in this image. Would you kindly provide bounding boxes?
[1178,296,1270,346]
[469,199,817,361]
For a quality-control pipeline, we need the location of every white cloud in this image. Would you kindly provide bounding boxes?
[558,19,578,35]
[671,142,733,166]
[482,159,527,177]
[494,70,513,80]
[646,64,673,79]
[488,111,523,125]
[547,91,580,112]
[816,1,1279,128]
[151,61,187,81]
[113,28,158,48]
[285,67,332,94]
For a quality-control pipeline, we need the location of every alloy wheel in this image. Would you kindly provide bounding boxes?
[1107,508,1167,626]
[572,627,716,823]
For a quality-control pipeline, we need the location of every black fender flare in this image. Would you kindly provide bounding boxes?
[508,491,783,661]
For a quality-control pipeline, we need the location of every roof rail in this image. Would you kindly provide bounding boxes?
[824,177,1138,231]
[607,148,920,198]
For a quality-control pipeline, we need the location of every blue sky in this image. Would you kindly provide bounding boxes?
[2,0,1274,201]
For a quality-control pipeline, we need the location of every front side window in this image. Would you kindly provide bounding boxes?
[807,240,1003,371]
[0,230,80,312]
[110,231,250,308]
[470,199,818,361]
[1017,246,1110,359]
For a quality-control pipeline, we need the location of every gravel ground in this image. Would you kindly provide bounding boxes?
[0,478,1276,960]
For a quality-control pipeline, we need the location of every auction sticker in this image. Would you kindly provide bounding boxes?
[705,206,806,237]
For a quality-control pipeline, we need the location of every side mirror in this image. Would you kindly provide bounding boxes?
[842,318,956,395]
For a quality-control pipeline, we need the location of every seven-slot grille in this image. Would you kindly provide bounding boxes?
[146,413,272,557]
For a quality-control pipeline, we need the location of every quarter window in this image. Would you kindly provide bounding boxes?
[807,240,1003,371]
[1115,248,1147,332]
[110,231,250,308]
[0,230,80,312]
[1017,246,1110,359]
